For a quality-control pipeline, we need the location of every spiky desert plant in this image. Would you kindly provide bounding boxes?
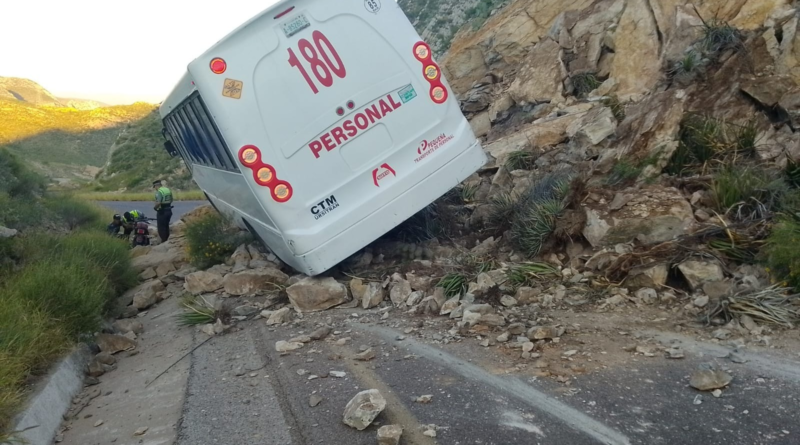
[506,150,536,171]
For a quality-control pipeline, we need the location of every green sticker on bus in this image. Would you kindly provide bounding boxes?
[399,85,417,103]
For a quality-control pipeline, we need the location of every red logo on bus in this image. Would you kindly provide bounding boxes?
[372,163,396,187]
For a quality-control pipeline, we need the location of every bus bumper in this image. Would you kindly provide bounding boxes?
[287,140,487,276]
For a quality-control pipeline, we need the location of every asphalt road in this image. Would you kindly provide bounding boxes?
[97,200,207,221]
[176,311,800,445]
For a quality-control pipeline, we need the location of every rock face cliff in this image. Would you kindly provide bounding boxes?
[410,0,800,303]
[398,0,508,55]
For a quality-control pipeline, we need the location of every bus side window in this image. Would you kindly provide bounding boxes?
[176,109,210,166]
[191,97,238,172]
[182,103,222,168]
[165,119,197,166]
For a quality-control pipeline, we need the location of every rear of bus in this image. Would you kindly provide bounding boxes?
[167,0,486,275]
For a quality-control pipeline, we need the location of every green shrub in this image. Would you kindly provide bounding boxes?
[701,18,741,53]
[0,149,48,198]
[185,213,252,269]
[437,273,468,297]
[571,73,602,98]
[602,95,626,122]
[763,218,800,292]
[506,151,536,171]
[711,166,787,219]
[666,115,758,176]
[486,192,518,233]
[0,296,70,434]
[507,262,560,287]
[606,160,642,186]
[56,232,138,297]
[42,196,106,231]
[669,50,701,81]
[5,257,112,337]
[510,173,571,257]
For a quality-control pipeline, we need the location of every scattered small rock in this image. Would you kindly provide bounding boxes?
[309,395,323,407]
[667,348,685,359]
[423,425,437,437]
[330,371,347,378]
[693,296,710,308]
[310,326,332,341]
[275,341,304,352]
[133,426,149,436]
[342,389,386,431]
[95,334,136,354]
[94,419,104,427]
[690,369,733,391]
[712,389,723,398]
[354,348,376,361]
[377,425,403,445]
[415,395,433,404]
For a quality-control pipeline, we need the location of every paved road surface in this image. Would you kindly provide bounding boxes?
[175,311,800,445]
[97,200,207,221]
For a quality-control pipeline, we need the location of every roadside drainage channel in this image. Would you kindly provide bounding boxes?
[6,346,91,445]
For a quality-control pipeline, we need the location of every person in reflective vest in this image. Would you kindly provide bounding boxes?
[122,210,144,236]
[153,180,174,242]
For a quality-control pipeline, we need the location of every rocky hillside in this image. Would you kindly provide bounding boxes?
[399,0,511,55]
[0,77,155,185]
[0,77,62,107]
[91,111,195,193]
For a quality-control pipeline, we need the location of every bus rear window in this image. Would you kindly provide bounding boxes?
[164,93,239,173]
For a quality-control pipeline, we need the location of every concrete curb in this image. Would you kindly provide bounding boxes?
[9,345,91,445]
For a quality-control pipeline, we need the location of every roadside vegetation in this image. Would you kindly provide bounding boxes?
[0,149,136,440]
[75,190,206,202]
[87,111,197,194]
[184,213,252,269]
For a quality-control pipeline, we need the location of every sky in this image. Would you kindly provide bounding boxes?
[0,0,281,105]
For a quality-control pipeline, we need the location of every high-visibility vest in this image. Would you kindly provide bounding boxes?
[156,187,173,207]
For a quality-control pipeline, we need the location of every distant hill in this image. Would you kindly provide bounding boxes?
[90,110,196,192]
[0,76,62,107]
[58,98,108,110]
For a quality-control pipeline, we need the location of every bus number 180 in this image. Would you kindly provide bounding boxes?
[288,31,347,94]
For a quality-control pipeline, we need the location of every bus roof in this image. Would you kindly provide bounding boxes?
[160,0,295,115]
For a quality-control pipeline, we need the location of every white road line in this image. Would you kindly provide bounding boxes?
[358,323,632,445]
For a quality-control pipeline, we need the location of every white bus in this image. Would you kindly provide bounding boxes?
[159,0,487,276]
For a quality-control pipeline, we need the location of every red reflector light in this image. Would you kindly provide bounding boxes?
[210,58,227,74]
[272,182,293,202]
[431,86,448,104]
[347,100,355,109]
[336,107,344,116]
[274,6,295,19]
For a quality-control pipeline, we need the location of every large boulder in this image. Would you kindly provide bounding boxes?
[508,39,566,105]
[483,111,588,168]
[131,243,186,273]
[678,260,725,291]
[222,268,289,296]
[610,0,662,100]
[132,280,165,310]
[343,389,386,431]
[286,277,349,313]
[185,271,224,295]
[350,279,385,309]
[583,186,696,248]
[566,106,617,146]
[112,319,144,335]
[95,334,136,354]
[229,244,251,272]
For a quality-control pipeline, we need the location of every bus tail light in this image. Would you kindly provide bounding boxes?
[238,145,293,203]
[412,41,448,105]
[431,86,448,104]
[210,58,227,74]
[272,182,293,202]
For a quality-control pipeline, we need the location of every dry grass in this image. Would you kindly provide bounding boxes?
[76,190,205,202]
